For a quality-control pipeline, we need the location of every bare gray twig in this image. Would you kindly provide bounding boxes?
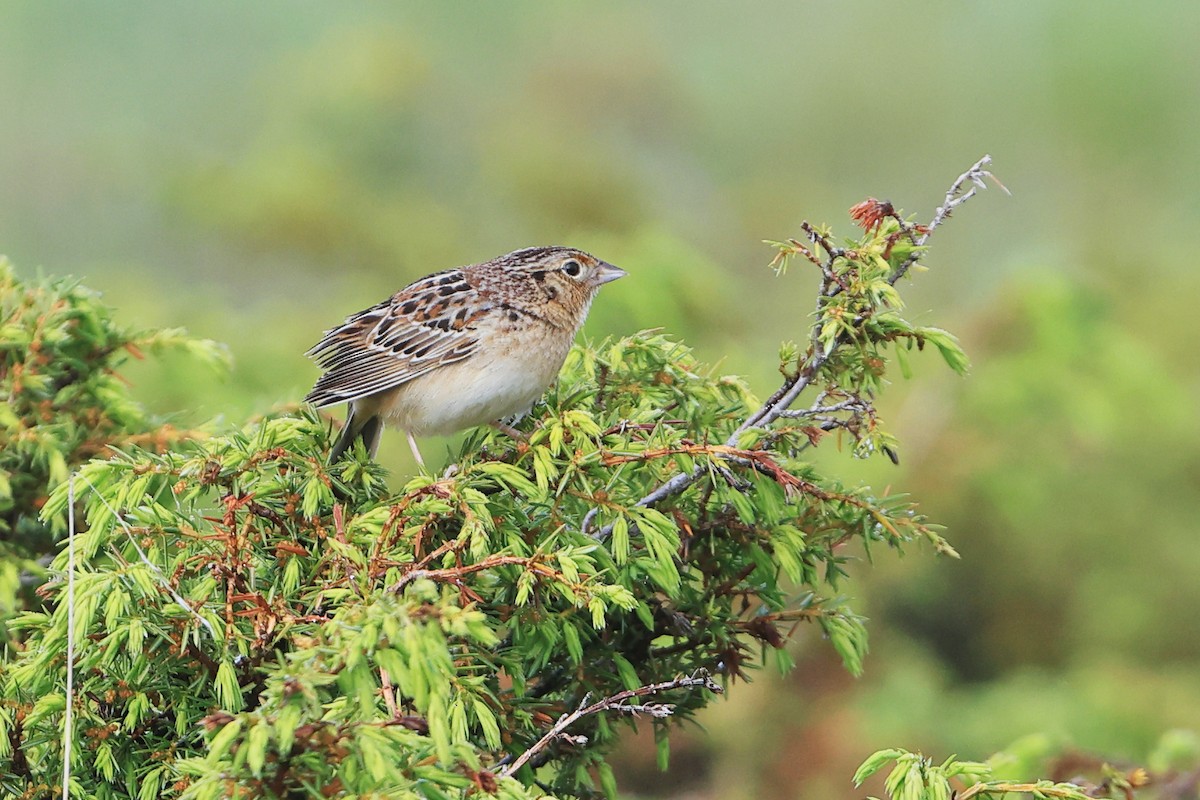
[580,506,601,537]
[889,154,1006,286]
[777,397,872,419]
[589,155,1001,541]
[499,670,722,777]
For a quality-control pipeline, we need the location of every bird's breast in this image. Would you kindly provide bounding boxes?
[377,321,574,437]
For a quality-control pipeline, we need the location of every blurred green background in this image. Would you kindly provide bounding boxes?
[4,2,1199,798]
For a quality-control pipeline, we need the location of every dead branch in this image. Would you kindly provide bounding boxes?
[589,155,1001,541]
[499,670,722,777]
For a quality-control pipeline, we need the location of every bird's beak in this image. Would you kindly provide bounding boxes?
[590,261,627,286]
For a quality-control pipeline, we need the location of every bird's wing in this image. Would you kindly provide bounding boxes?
[304,269,489,407]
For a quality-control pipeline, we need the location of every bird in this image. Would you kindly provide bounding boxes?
[305,246,626,467]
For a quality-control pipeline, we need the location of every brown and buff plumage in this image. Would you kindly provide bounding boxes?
[305,246,626,466]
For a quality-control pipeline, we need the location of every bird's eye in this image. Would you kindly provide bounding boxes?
[561,259,583,278]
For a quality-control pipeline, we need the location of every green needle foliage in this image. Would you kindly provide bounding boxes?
[0,259,228,642]
[854,748,1149,800]
[5,333,939,799]
[3,167,1088,799]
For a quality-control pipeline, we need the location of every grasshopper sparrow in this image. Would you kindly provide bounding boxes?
[305,246,626,466]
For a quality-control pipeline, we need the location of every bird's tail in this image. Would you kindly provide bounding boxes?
[328,406,384,462]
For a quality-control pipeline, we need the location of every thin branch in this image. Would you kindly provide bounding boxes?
[776,397,871,419]
[801,220,845,261]
[589,155,999,540]
[890,153,1006,286]
[579,506,602,537]
[499,670,722,778]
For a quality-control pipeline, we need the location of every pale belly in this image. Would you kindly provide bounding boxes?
[376,331,572,436]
